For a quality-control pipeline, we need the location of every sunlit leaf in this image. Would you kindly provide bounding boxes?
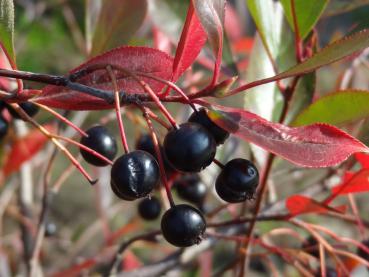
[208,104,369,167]
[293,90,369,126]
[171,1,207,82]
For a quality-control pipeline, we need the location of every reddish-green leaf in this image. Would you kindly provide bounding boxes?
[171,1,207,82]
[192,0,225,85]
[286,195,345,216]
[207,104,369,167]
[91,0,147,56]
[292,90,369,126]
[0,0,15,60]
[34,46,173,110]
[3,125,54,177]
[231,29,369,95]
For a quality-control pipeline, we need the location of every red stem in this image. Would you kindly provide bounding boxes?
[291,0,303,62]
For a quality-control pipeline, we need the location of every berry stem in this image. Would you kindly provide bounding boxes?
[9,103,97,185]
[106,66,130,154]
[290,0,304,63]
[31,102,88,137]
[140,106,176,208]
[213,158,225,169]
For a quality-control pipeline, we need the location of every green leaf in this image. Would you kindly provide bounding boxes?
[280,0,328,39]
[292,90,369,126]
[323,0,369,17]
[91,0,147,56]
[284,73,315,124]
[246,0,284,58]
[148,0,189,42]
[0,0,15,60]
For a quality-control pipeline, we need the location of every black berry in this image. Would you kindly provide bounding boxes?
[163,122,216,172]
[314,267,337,277]
[161,204,206,247]
[7,102,39,119]
[216,159,259,194]
[111,150,160,200]
[0,115,8,140]
[138,196,162,220]
[136,133,177,176]
[80,125,117,166]
[188,108,229,145]
[45,222,57,237]
[357,239,369,264]
[302,236,320,258]
[215,178,248,203]
[173,174,207,206]
[111,181,135,201]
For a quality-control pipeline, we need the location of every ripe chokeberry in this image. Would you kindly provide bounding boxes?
[216,158,259,194]
[80,125,117,166]
[215,179,248,203]
[173,174,207,206]
[111,150,160,200]
[161,204,206,247]
[357,239,369,270]
[138,196,162,220]
[302,236,320,258]
[0,115,8,140]
[7,102,39,119]
[188,108,229,145]
[163,122,216,172]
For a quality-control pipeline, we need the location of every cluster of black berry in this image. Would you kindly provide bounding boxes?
[79,107,259,248]
[0,101,40,140]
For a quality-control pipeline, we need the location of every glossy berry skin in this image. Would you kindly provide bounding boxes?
[111,150,160,200]
[173,174,207,206]
[161,204,206,247]
[163,122,216,172]
[80,125,117,166]
[138,196,161,220]
[188,108,229,145]
[217,159,259,194]
[7,102,39,119]
[0,116,8,140]
[215,179,247,203]
[111,181,135,201]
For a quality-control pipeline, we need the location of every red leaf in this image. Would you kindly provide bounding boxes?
[193,0,225,85]
[331,169,369,195]
[207,104,368,167]
[34,46,173,110]
[355,153,369,169]
[52,258,97,277]
[286,195,345,216]
[171,2,207,82]
[3,125,54,177]
[0,45,20,92]
[123,250,142,270]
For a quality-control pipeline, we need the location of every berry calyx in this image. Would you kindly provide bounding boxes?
[188,108,229,145]
[80,125,117,166]
[111,150,160,200]
[163,122,216,172]
[173,174,207,206]
[161,204,206,247]
[0,115,9,140]
[216,158,259,194]
[138,196,162,220]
